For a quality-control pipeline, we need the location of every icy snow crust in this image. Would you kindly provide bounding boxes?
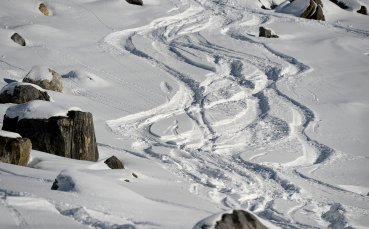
[0,0,369,228]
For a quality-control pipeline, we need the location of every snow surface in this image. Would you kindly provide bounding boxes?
[24,65,54,81]
[0,82,46,95]
[0,0,369,228]
[6,100,81,120]
[0,130,21,138]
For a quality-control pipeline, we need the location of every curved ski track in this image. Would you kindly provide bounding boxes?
[105,0,369,228]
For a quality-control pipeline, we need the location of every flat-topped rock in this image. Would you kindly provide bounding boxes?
[0,82,50,104]
[0,130,31,166]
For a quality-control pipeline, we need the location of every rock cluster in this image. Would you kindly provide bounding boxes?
[39,3,50,16]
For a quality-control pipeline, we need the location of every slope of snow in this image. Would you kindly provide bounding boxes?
[0,0,368,228]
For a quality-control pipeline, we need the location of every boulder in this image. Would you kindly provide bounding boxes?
[301,0,325,21]
[2,102,98,162]
[39,3,49,16]
[104,156,124,169]
[11,33,26,46]
[357,6,368,15]
[0,130,31,166]
[126,0,143,6]
[23,66,63,92]
[259,27,279,38]
[0,82,50,104]
[51,173,76,191]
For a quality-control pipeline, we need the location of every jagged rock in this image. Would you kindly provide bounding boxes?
[0,130,31,166]
[126,0,143,6]
[104,156,124,169]
[215,210,269,229]
[259,27,279,38]
[2,103,98,162]
[39,3,49,16]
[301,0,325,21]
[0,82,50,104]
[11,33,26,46]
[357,6,368,15]
[23,66,63,92]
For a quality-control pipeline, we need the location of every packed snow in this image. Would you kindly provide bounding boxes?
[0,0,369,228]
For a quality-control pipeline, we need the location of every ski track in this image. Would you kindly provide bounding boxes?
[95,0,368,228]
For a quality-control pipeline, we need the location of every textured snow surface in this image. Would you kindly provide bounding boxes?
[0,0,368,228]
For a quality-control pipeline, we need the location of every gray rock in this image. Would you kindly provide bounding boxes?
[51,174,76,191]
[301,0,325,21]
[259,27,279,38]
[39,3,49,16]
[104,156,124,169]
[0,132,31,166]
[215,210,269,229]
[126,0,143,6]
[11,33,26,46]
[0,82,50,104]
[23,67,63,92]
[357,6,368,15]
[2,110,99,162]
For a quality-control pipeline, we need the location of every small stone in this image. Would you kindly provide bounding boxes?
[104,156,124,169]
[39,3,49,16]
[124,179,130,182]
[11,33,26,46]
[259,27,279,38]
[132,173,138,178]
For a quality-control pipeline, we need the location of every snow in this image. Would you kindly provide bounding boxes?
[0,130,21,138]
[0,82,46,95]
[5,100,82,120]
[24,65,54,81]
[0,0,369,228]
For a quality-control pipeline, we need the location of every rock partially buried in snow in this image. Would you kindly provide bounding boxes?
[51,173,76,192]
[357,6,368,15]
[0,130,31,166]
[104,156,124,169]
[38,3,49,16]
[194,210,273,229]
[277,0,325,21]
[0,82,50,104]
[259,27,279,38]
[126,0,143,6]
[23,66,63,92]
[11,33,26,46]
[2,101,98,162]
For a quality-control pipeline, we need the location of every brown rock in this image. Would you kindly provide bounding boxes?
[23,67,63,92]
[39,3,49,16]
[301,0,325,21]
[0,132,31,166]
[104,156,124,169]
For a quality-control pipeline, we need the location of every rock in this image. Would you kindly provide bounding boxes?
[51,173,76,191]
[132,173,138,178]
[301,0,325,21]
[39,3,49,16]
[357,6,368,15]
[104,156,124,169]
[0,82,50,104]
[329,0,349,10]
[259,27,279,38]
[11,33,26,46]
[0,130,31,166]
[126,0,143,6]
[124,179,130,182]
[23,66,63,92]
[215,210,269,229]
[3,107,99,162]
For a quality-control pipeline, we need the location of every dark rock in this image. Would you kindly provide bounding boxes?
[3,110,99,162]
[132,173,138,178]
[0,82,50,104]
[23,67,63,92]
[329,0,349,9]
[124,179,130,182]
[215,210,269,229]
[11,33,26,46]
[126,0,143,6]
[0,132,31,166]
[259,27,279,38]
[301,0,325,21]
[39,3,49,16]
[104,156,124,169]
[51,174,76,191]
[357,6,368,15]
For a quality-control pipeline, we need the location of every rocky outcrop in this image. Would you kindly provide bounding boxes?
[357,6,368,15]
[23,66,63,92]
[126,0,143,6]
[0,82,50,104]
[104,156,124,169]
[39,3,49,16]
[301,0,325,21]
[215,210,269,229]
[11,33,26,46]
[259,27,279,38]
[2,110,99,162]
[0,131,31,166]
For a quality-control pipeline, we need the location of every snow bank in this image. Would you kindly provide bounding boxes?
[0,82,46,95]
[0,130,21,138]
[5,100,82,120]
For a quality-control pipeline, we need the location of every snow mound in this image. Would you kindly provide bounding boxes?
[5,100,82,120]
[0,82,46,95]
[63,70,110,88]
[0,130,21,138]
[24,65,54,81]
[51,171,77,192]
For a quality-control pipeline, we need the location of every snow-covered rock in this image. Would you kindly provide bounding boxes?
[277,0,325,20]
[0,130,31,166]
[0,82,50,104]
[23,66,63,92]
